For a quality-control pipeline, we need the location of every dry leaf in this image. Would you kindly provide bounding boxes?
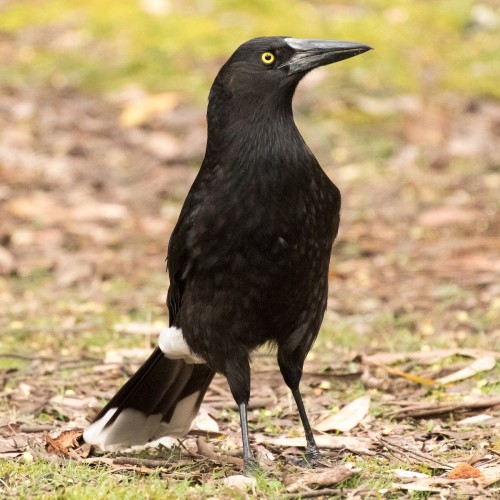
[263,434,375,455]
[191,409,219,433]
[0,434,29,454]
[479,464,500,488]
[71,202,128,221]
[120,93,179,127]
[363,349,500,366]
[393,478,447,493]
[285,465,360,492]
[6,194,60,221]
[255,445,275,462]
[0,246,15,274]
[315,395,370,432]
[144,131,182,161]
[388,397,500,419]
[392,469,430,479]
[418,206,479,227]
[448,463,482,479]
[45,429,83,456]
[381,365,436,386]
[394,464,500,492]
[223,474,257,491]
[104,348,152,364]
[458,414,493,426]
[114,322,164,335]
[437,356,497,384]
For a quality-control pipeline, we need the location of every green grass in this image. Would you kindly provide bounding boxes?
[0,459,286,499]
[0,1,498,497]
[0,460,189,499]
[0,0,498,101]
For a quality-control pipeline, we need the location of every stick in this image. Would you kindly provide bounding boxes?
[196,437,244,467]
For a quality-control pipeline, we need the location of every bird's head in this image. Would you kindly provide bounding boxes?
[210,36,372,107]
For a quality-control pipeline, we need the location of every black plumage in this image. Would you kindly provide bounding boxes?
[84,36,371,470]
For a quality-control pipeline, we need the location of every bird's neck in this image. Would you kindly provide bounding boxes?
[205,95,308,168]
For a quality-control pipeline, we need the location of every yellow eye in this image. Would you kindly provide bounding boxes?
[261,52,275,65]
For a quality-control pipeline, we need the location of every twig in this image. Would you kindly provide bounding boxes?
[0,353,101,363]
[205,396,273,410]
[113,456,173,468]
[379,445,412,466]
[282,488,371,499]
[386,397,500,419]
[3,322,99,335]
[20,425,56,433]
[196,436,243,467]
[378,437,451,469]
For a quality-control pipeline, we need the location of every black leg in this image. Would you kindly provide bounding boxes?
[292,387,322,462]
[225,353,258,474]
[278,345,325,466]
[239,402,258,473]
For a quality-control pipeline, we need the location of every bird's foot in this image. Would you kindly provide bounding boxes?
[303,447,328,468]
[243,457,261,476]
[284,448,328,468]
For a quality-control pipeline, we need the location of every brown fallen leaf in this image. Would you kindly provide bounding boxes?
[103,348,152,364]
[437,356,497,385]
[70,202,129,221]
[366,361,436,386]
[120,93,180,127]
[384,365,436,386]
[379,437,450,469]
[418,206,479,227]
[394,464,500,492]
[113,322,164,335]
[363,349,500,366]
[223,474,257,492]
[5,193,61,221]
[387,397,500,419]
[144,131,182,162]
[392,469,430,480]
[196,436,244,467]
[262,435,375,455]
[45,429,83,457]
[285,465,360,493]
[0,245,15,274]
[191,408,219,433]
[458,414,494,426]
[0,434,29,455]
[448,463,482,479]
[315,395,370,432]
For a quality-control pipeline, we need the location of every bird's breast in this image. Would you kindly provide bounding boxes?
[188,161,338,274]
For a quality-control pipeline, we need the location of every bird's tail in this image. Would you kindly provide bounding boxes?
[83,347,214,450]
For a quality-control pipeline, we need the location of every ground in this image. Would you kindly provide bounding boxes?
[0,1,500,498]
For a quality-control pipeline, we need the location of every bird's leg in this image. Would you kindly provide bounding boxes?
[291,387,322,462]
[238,402,258,473]
[226,353,258,474]
[278,346,325,467]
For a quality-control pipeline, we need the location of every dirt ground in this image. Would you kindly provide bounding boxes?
[0,79,499,498]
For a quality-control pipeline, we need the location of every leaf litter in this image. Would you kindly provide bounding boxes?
[2,346,499,496]
[0,59,499,497]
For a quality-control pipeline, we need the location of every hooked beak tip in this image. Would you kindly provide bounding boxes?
[284,38,372,75]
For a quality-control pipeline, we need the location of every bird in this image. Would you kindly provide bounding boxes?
[84,36,372,471]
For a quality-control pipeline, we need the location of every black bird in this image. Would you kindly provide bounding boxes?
[84,36,371,470]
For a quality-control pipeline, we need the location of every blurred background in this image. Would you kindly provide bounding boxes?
[0,0,499,362]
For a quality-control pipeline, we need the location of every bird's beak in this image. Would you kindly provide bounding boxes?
[282,38,372,75]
